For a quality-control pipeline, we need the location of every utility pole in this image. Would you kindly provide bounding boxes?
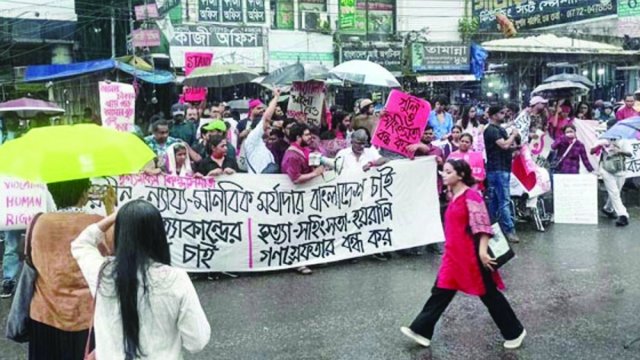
[111,5,116,58]
[128,0,135,55]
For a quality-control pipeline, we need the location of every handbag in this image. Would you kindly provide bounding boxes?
[84,261,109,360]
[549,140,575,171]
[487,223,515,269]
[602,153,625,174]
[5,213,42,343]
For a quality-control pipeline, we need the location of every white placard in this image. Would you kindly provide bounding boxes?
[99,81,135,132]
[553,174,598,225]
[0,178,48,230]
[85,158,444,272]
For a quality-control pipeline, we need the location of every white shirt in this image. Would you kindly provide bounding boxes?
[71,224,211,360]
[336,146,381,174]
[244,118,275,173]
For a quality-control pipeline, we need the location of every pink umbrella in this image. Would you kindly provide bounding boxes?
[0,97,65,118]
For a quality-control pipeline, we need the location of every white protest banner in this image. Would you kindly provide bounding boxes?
[0,178,48,231]
[87,157,444,272]
[99,81,135,132]
[287,80,325,127]
[553,174,598,225]
[573,119,640,178]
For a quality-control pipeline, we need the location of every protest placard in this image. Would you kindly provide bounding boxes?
[286,81,326,127]
[82,158,443,272]
[0,178,49,231]
[99,81,135,132]
[184,52,213,102]
[372,90,431,158]
[553,174,598,225]
[574,119,640,177]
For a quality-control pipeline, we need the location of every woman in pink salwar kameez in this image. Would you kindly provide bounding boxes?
[401,159,526,350]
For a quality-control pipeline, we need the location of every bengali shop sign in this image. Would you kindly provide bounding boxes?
[82,158,443,272]
[99,81,135,132]
[473,0,617,31]
[287,81,326,127]
[372,90,431,158]
[184,52,213,102]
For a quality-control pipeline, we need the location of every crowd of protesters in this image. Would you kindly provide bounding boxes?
[1,87,640,358]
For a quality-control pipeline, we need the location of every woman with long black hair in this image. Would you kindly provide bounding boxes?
[401,159,525,350]
[72,199,210,359]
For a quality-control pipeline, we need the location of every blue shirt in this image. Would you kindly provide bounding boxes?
[427,111,454,140]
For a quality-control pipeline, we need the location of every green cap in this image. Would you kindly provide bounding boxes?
[203,120,227,132]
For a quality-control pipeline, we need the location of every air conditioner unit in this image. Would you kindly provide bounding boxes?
[301,11,329,32]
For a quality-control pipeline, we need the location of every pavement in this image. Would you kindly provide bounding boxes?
[2,209,640,359]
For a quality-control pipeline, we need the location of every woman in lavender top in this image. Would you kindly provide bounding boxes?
[550,124,594,174]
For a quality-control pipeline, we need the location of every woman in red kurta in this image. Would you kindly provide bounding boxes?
[401,159,526,350]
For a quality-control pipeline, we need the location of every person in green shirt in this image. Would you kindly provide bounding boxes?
[169,103,196,145]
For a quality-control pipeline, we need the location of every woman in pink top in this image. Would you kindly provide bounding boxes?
[400,159,526,350]
[549,103,573,140]
[447,133,486,191]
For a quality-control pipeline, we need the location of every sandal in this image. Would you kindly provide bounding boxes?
[296,266,312,275]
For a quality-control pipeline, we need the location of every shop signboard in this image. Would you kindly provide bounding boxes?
[411,43,470,72]
[169,24,264,69]
[221,0,244,22]
[277,0,295,29]
[198,0,221,22]
[339,0,394,36]
[340,43,402,72]
[472,0,617,31]
[131,29,161,48]
[246,0,266,23]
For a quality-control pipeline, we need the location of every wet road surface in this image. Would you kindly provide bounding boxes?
[2,209,640,359]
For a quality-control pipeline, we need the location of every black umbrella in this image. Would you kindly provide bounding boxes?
[543,73,595,87]
[261,63,329,86]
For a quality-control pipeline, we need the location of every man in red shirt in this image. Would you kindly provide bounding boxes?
[281,123,324,184]
[616,94,638,121]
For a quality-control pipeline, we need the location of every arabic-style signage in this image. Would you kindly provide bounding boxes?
[246,0,266,23]
[170,24,263,48]
[221,0,244,22]
[341,43,402,72]
[473,0,617,31]
[411,43,470,72]
[198,0,220,22]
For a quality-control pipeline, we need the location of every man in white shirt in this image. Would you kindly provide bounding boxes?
[336,129,388,174]
[244,89,281,174]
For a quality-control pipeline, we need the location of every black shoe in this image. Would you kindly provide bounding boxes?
[616,216,629,227]
[0,281,15,299]
[601,207,617,219]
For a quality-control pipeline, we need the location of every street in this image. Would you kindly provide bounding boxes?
[2,210,640,360]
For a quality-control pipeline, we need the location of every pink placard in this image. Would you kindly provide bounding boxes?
[184,52,213,102]
[372,90,431,158]
[135,4,159,20]
[131,29,161,48]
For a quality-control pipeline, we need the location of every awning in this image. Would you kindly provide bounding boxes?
[24,59,175,84]
[482,34,638,55]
